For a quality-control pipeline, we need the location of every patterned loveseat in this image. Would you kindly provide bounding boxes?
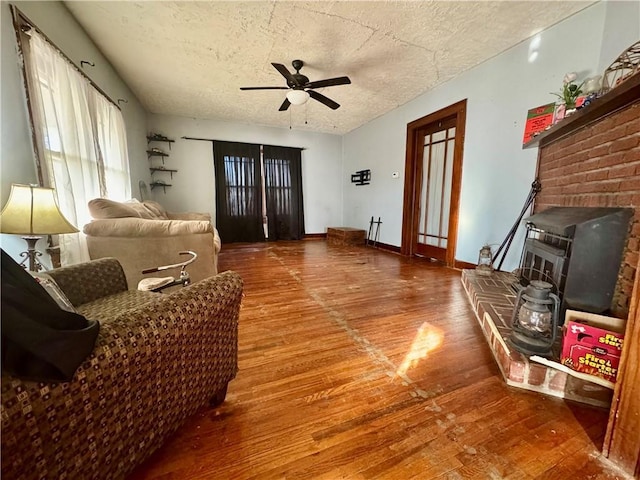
[1,258,243,480]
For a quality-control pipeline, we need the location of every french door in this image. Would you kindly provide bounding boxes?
[263,145,305,241]
[213,142,263,243]
[401,100,466,266]
[213,141,304,243]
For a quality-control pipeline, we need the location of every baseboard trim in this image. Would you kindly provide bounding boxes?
[365,241,402,254]
[307,237,476,267]
[304,233,327,240]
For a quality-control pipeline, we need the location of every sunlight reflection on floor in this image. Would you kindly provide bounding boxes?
[396,322,445,376]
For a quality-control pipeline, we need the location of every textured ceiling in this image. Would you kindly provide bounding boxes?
[65,1,593,135]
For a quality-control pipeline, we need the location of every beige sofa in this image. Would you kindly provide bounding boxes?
[83,199,221,289]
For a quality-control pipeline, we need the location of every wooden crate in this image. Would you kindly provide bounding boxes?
[327,227,366,246]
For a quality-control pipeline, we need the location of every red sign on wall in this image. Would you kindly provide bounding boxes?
[522,103,555,145]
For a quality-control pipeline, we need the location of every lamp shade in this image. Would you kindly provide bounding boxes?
[0,184,78,235]
[286,89,309,105]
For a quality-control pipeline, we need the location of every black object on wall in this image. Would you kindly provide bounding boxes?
[517,206,633,316]
[351,169,371,186]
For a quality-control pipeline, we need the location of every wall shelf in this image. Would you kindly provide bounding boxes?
[150,181,172,193]
[147,133,175,150]
[150,167,177,179]
[147,149,169,165]
[147,133,178,187]
[147,149,169,157]
[523,73,640,150]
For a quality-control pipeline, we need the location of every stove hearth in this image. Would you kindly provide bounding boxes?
[462,269,613,407]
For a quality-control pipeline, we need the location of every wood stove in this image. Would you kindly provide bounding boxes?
[516,207,633,316]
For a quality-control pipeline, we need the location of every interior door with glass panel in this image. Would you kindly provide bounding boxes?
[413,116,457,262]
[401,100,466,266]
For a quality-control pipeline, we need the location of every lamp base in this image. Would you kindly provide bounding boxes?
[507,330,554,358]
[19,235,46,272]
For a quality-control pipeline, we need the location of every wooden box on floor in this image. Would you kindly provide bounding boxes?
[327,227,366,246]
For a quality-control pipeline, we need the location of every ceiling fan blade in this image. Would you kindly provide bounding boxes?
[278,98,291,111]
[272,63,301,87]
[308,90,340,110]
[240,86,289,90]
[305,76,351,89]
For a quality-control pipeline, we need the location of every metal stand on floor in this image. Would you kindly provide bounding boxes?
[492,179,541,271]
[366,216,382,246]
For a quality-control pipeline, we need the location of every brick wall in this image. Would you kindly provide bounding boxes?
[535,101,640,318]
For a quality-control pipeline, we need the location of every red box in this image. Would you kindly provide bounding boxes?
[560,310,626,383]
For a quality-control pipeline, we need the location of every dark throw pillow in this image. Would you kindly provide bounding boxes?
[1,249,100,382]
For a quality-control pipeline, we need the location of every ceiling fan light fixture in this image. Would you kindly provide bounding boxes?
[286,89,309,105]
[241,61,350,111]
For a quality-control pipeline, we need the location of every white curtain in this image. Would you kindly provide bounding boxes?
[25,31,130,266]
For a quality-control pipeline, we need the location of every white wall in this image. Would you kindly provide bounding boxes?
[147,114,344,234]
[598,0,640,74]
[0,1,148,262]
[343,1,637,271]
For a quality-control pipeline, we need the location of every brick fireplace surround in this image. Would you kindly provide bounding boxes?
[462,76,639,406]
[535,100,640,318]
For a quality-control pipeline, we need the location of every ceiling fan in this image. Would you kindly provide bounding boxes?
[240,59,351,111]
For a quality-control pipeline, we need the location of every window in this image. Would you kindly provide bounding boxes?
[17,15,130,265]
[223,155,260,217]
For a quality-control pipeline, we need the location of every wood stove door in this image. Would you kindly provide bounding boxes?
[413,117,457,262]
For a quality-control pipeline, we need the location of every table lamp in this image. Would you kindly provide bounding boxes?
[0,183,78,271]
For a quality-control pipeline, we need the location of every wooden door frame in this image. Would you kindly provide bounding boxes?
[401,99,467,266]
[603,255,640,476]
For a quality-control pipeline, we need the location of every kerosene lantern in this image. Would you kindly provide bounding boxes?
[508,280,560,357]
[476,244,494,276]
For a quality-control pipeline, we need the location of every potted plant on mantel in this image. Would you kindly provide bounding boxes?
[551,72,584,121]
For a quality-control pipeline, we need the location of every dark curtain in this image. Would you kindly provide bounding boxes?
[213,141,265,243]
[263,145,304,240]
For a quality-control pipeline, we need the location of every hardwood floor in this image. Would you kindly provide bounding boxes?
[130,241,623,479]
